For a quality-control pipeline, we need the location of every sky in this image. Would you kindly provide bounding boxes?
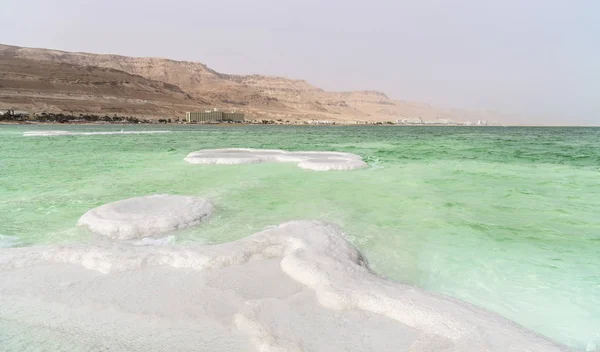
[1,0,599,124]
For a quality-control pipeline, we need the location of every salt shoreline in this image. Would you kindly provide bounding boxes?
[0,220,571,351]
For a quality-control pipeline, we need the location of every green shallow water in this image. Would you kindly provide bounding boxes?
[1,124,599,349]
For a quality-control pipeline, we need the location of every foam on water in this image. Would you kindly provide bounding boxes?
[0,221,570,351]
[23,130,170,137]
[184,148,368,171]
[77,195,213,240]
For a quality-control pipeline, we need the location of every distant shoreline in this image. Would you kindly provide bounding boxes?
[0,114,596,128]
[1,121,597,127]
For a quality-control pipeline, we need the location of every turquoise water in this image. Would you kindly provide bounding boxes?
[1,124,599,349]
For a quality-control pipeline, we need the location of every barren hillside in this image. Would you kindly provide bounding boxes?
[0,55,206,118]
[0,43,514,123]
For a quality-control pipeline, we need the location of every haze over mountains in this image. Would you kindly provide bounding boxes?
[1,43,516,124]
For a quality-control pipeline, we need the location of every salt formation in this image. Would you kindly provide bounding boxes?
[184,148,368,171]
[23,130,170,137]
[23,130,70,136]
[77,194,213,240]
[0,234,21,248]
[0,221,570,351]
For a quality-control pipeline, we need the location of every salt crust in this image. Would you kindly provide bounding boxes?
[0,220,570,351]
[185,148,368,171]
[77,194,213,240]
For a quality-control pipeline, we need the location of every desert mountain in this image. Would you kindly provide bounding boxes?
[0,43,510,123]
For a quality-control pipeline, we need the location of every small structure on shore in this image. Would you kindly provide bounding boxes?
[185,109,244,123]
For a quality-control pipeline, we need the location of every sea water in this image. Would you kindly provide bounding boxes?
[0,124,598,349]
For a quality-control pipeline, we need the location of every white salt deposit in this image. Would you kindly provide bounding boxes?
[132,235,176,246]
[77,194,213,240]
[184,148,368,171]
[0,234,21,248]
[0,221,570,351]
[297,157,370,171]
[23,130,170,137]
[23,130,70,136]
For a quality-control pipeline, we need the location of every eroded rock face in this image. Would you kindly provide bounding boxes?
[184,148,368,171]
[77,194,213,240]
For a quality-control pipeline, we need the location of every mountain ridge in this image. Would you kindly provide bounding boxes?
[0,43,514,123]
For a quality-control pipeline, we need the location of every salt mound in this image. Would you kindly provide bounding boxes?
[0,221,570,351]
[23,130,70,137]
[298,157,369,171]
[23,130,170,137]
[77,194,212,240]
[185,148,368,171]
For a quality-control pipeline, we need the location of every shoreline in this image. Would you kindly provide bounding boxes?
[0,220,572,351]
[1,121,598,127]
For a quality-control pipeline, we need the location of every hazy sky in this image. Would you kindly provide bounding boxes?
[2,0,599,124]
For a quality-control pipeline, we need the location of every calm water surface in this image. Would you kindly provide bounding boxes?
[1,124,599,349]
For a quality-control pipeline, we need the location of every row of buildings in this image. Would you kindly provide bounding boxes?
[395,118,488,126]
[185,110,245,123]
[3,108,490,125]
